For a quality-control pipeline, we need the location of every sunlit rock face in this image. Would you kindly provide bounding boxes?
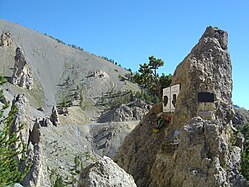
[0,31,13,47]
[171,26,233,129]
[115,27,243,187]
[11,47,33,90]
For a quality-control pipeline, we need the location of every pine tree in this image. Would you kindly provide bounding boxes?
[0,76,30,186]
[241,123,249,180]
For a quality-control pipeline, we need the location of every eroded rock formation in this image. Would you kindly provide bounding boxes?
[98,99,151,123]
[10,94,49,187]
[0,31,13,47]
[11,47,33,89]
[78,156,137,187]
[115,26,244,187]
[50,106,59,126]
[171,26,233,128]
[233,107,249,126]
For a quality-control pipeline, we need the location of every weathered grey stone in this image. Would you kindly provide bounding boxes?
[50,106,59,126]
[91,122,138,159]
[78,156,137,187]
[115,27,242,187]
[98,99,151,123]
[10,94,31,148]
[233,107,249,126]
[114,112,168,187]
[11,47,33,89]
[150,117,242,187]
[9,94,48,187]
[40,117,52,127]
[171,26,233,128]
[0,31,13,47]
[30,119,41,145]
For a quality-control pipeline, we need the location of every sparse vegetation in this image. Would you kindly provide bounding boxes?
[240,123,249,180]
[0,76,30,186]
[132,56,172,102]
[96,89,134,108]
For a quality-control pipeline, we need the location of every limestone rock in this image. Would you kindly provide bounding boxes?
[30,119,41,145]
[40,117,53,127]
[98,99,151,123]
[0,31,13,47]
[171,26,233,128]
[114,112,168,187]
[91,122,137,159]
[115,27,242,187]
[10,94,31,148]
[78,156,137,187]
[11,47,33,89]
[150,117,243,187]
[9,94,48,187]
[233,107,249,126]
[50,106,59,126]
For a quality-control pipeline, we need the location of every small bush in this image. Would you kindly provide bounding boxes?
[240,123,249,180]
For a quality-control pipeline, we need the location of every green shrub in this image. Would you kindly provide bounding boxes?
[0,77,30,186]
[240,123,249,180]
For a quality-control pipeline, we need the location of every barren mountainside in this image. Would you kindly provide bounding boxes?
[0,19,248,187]
[0,18,141,119]
[0,18,143,186]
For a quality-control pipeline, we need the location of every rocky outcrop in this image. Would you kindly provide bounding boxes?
[114,111,167,187]
[115,27,242,187]
[50,106,59,126]
[171,26,233,128]
[11,47,33,90]
[10,94,31,148]
[9,94,49,187]
[0,31,13,47]
[78,156,137,187]
[233,107,249,126]
[150,117,243,187]
[98,99,151,123]
[91,121,138,159]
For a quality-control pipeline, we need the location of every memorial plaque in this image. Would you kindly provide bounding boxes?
[198,92,214,103]
[170,84,180,112]
[163,87,171,112]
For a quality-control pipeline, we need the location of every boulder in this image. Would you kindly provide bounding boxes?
[11,47,33,89]
[78,156,137,187]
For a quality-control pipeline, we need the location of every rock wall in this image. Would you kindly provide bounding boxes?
[114,109,168,187]
[11,47,33,90]
[115,27,243,187]
[150,117,243,187]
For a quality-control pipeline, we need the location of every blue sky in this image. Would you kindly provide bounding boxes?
[0,0,249,109]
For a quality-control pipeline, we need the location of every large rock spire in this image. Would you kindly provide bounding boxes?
[115,27,243,187]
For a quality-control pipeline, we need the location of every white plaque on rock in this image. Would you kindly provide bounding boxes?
[163,87,171,112]
[170,84,180,112]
